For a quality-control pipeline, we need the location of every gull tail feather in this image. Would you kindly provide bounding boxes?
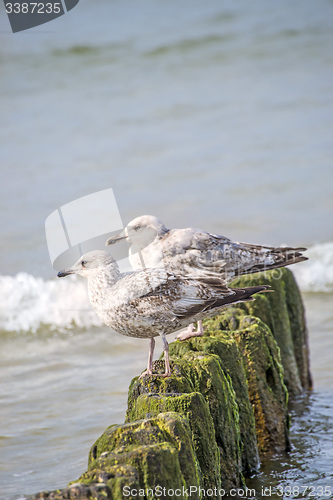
[227,285,271,305]
[236,245,308,276]
[204,285,271,314]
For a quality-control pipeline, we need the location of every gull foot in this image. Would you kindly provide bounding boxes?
[139,368,153,379]
[176,322,204,341]
[139,365,171,378]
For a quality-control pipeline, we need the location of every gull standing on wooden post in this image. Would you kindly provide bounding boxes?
[58,250,270,377]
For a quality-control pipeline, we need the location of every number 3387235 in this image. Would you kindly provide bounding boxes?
[5,3,62,14]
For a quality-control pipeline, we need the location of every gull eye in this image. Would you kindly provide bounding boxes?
[133,225,141,231]
[81,260,87,268]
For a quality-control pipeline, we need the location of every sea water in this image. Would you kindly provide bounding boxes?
[1,1,333,498]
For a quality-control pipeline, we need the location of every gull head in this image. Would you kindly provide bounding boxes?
[105,215,168,248]
[57,250,118,280]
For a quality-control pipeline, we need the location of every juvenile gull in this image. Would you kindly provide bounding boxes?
[57,250,270,377]
[106,215,308,339]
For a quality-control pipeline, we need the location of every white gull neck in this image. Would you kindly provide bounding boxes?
[87,264,120,312]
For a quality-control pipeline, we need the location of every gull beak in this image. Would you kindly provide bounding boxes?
[105,231,128,246]
[57,268,75,278]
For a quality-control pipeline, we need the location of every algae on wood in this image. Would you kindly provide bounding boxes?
[232,316,290,456]
[127,391,221,495]
[33,483,110,499]
[169,334,259,476]
[230,268,309,395]
[201,308,290,455]
[283,269,312,390]
[82,412,200,499]
[128,350,244,490]
[173,352,243,490]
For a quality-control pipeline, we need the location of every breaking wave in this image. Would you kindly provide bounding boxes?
[292,241,333,293]
[0,273,102,334]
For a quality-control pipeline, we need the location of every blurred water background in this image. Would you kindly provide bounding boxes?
[0,0,333,498]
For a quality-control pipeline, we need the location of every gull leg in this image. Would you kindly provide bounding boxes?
[148,335,171,377]
[195,320,204,336]
[176,320,204,341]
[139,337,155,378]
[162,336,171,377]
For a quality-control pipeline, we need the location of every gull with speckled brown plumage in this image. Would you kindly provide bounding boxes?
[58,250,270,377]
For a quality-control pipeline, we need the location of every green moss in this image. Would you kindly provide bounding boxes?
[283,269,312,390]
[33,483,110,499]
[173,351,243,488]
[169,336,259,476]
[229,269,303,396]
[127,392,220,494]
[74,464,140,498]
[126,360,193,420]
[127,348,245,488]
[78,443,188,499]
[93,443,183,496]
[232,316,290,456]
[171,310,290,458]
[85,412,200,497]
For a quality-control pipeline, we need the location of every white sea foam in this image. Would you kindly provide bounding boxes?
[0,273,102,334]
[292,241,333,293]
